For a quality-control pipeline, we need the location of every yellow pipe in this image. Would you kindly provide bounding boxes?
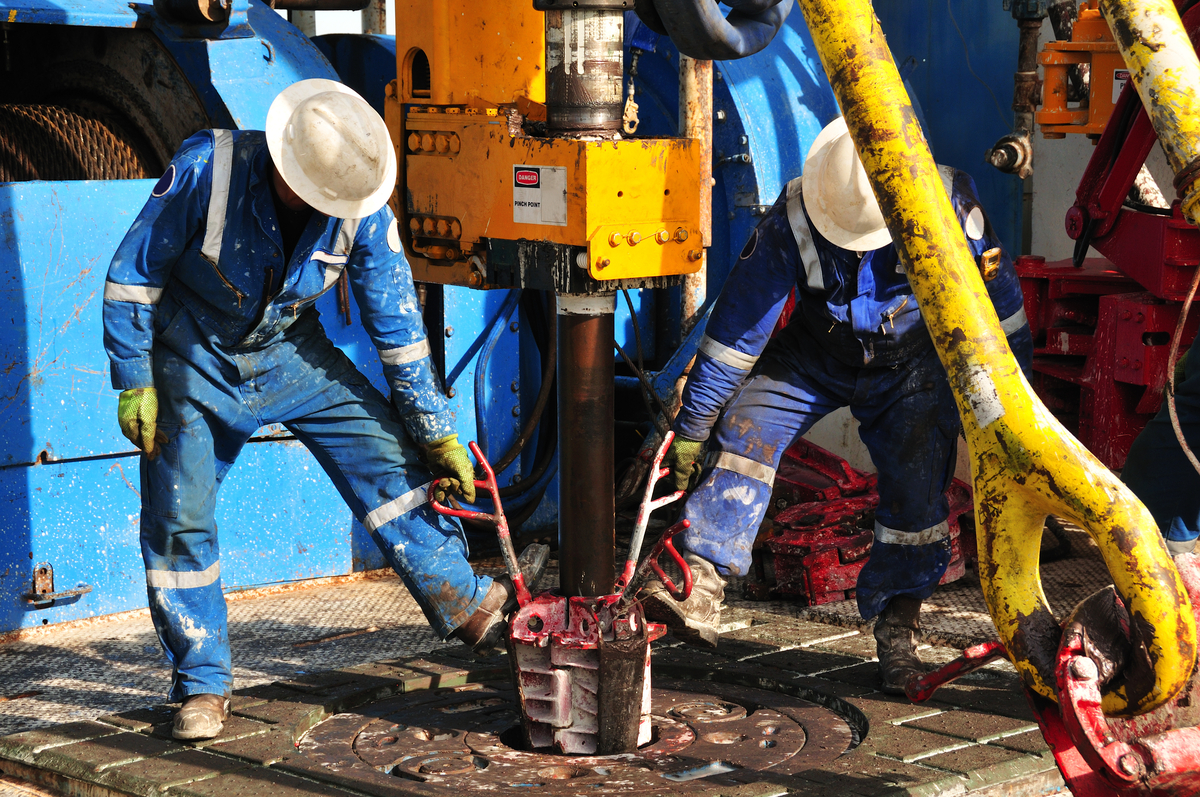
[1101,0,1200,227]
[796,0,1196,715]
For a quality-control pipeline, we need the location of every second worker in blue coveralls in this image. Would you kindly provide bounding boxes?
[641,116,1033,694]
[102,79,546,740]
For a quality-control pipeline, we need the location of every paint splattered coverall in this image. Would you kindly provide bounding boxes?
[673,167,1033,619]
[102,130,492,701]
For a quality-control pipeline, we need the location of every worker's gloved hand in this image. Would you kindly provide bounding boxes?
[426,434,477,503]
[663,435,705,492]
[117,387,169,459]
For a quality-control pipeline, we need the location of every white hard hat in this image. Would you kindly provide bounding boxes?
[801,116,892,251]
[265,79,397,219]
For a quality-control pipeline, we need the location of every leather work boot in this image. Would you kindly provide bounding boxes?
[454,543,550,657]
[173,693,231,741]
[874,595,927,696]
[639,552,725,648]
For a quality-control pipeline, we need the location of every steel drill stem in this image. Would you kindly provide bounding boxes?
[557,296,616,598]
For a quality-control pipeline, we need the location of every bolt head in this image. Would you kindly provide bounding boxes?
[609,232,623,247]
[674,227,689,243]
[655,229,670,244]
[1118,754,1143,776]
[627,231,642,245]
[1070,656,1098,680]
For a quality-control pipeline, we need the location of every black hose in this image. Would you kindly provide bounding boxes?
[634,0,793,60]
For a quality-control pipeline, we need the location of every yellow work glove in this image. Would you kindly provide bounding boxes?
[117,387,169,459]
[426,434,476,503]
[662,435,705,492]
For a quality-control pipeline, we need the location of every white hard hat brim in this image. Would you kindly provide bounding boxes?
[265,78,398,220]
[801,116,893,252]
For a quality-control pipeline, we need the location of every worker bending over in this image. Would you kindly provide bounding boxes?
[102,79,545,740]
[644,117,1033,694]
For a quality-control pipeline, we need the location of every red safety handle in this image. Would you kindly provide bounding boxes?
[425,441,531,608]
[426,479,493,521]
[646,522,693,602]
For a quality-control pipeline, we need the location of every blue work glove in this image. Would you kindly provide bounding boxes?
[426,434,476,503]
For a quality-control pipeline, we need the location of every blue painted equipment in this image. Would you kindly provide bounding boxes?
[0,0,1024,634]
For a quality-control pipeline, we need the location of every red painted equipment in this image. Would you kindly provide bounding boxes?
[745,438,972,604]
[908,554,1200,795]
[1020,2,1200,469]
[432,436,692,756]
[1018,257,1198,468]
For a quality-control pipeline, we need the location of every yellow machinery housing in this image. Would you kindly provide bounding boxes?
[387,0,703,291]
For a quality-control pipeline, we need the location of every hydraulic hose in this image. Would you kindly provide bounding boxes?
[635,0,793,60]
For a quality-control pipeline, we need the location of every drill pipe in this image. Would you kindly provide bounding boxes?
[557,294,617,597]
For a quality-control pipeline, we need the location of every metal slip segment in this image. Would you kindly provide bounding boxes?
[430,435,699,755]
[797,0,1196,718]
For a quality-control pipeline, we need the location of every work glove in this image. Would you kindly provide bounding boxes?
[117,387,169,459]
[662,434,704,492]
[426,434,477,503]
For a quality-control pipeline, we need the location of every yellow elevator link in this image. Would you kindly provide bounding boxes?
[797,0,1196,716]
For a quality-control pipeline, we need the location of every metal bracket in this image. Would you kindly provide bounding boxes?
[22,562,93,607]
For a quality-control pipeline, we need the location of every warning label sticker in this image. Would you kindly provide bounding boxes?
[1113,68,1130,104]
[513,165,568,227]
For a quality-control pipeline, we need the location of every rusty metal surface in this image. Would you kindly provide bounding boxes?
[297,676,854,794]
[544,9,625,133]
[557,306,616,598]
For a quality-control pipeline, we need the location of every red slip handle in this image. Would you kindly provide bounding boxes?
[425,441,531,608]
[426,479,493,521]
[646,522,693,601]
[905,640,1007,702]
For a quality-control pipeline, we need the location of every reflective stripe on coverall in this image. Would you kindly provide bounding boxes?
[103,130,491,701]
[1124,350,1200,553]
[673,167,1034,619]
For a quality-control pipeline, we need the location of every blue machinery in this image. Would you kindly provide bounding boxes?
[0,0,1019,634]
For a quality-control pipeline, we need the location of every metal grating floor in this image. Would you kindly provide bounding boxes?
[728,522,1115,648]
[0,527,1114,741]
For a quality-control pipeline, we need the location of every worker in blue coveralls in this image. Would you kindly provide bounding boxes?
[640,117,1033,694]
[102,79,547,740]
[1124,350,1200,556]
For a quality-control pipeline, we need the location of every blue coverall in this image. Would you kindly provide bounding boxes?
[673,167,1034,619]
[102,130,491,702]
[1124,350,1200,553]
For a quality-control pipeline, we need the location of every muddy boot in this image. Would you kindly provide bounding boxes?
[874,595,927,696]
[454,543,550,657]
[639,552,725,648]
[173,693,231,741]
